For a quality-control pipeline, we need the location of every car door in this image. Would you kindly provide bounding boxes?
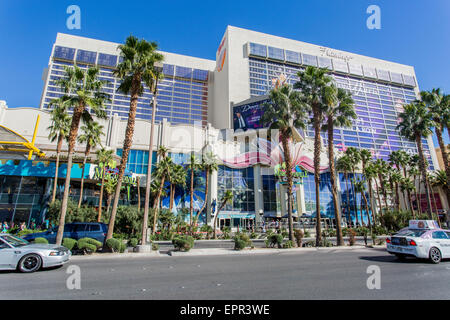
[0,239,15,269]
[71,224,88,240]
[87,224,102,242]
[431,231,450,258]
[443,231,450,258]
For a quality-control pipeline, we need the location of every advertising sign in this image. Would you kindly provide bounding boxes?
[274,163,308,185]
[408,220,439,230]
[233,99,270,131]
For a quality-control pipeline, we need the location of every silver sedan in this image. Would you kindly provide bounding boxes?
[0,233,71,273]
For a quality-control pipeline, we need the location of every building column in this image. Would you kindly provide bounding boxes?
[253,165,263,225]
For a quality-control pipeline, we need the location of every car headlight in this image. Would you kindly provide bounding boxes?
[49,251,64,256]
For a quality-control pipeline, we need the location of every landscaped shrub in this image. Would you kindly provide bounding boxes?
[128,238,138,248]
[222,226,231,239]
[62,238,77,251]
[283,240,294,249]
[267,234,283,248]
[172,235,194,252]
[17,229,36,237]
[77,238,102,254]
[348,229,357,246]
[356,227,370,245]
[293,229,304,247]
[152,243,159,251]
[200,225,213,239]
[106,238,122,253]
[372,225,388,236]
[250,232,258,239]
[34,237,48,244]
[233,232,253,250]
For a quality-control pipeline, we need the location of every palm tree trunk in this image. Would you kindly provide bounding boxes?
[313,111,322,246]
[344,171,352,228]
[190,166,194,230]
[51,135,63,203]
[137,176,141,211]
[409,192,416,219]
[361,191,371,229]
[373,178,382,223]
[395,182,401,212]
[351,171,359,227]
[107,77,140,241]
[435,126,450,209]
[78,146,90,208]
[368,178,377,225]
[56,102,85,245]
[97,166,105,222]
[106,194,112,216]
[327,122,343,245]
[169,184,174,210]
[416,134,433,219]
[281,134,295,243]
[195,170,209,226]
[152,176,166,234]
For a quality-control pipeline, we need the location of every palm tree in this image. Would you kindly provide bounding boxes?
[363,162,379,225]
[187,153,203,230]
[47,97,71,204]
[422,89,450,209]
[360,149,376,224]
[336,155,353,228]
[322,86,356,245]
[373,159,389,214]
[104,177,117,217]
[168,164,186,211]
[345,147,362,226]
[397,100,435,219]
[408,155,421,213]
[294,66,335,246]
[77,120,104,208]
[107,35,164,241]
[400,177,416,218]
[391,170,403,212]
[354,179,372,228]
[389,150,411,212]
[96,147,114,222]
[194,151,219,226]
[151,147,172,235]
[213,190,233,239]
[54,65,109,245]
[261,84,308,244]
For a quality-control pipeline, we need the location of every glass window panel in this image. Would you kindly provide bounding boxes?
[76,49,97,64]
[348,63,363,76]
[302,54,318,66]
[192,69,208,81]
[285,50,301,64]
[268,46,284,60]
[163,64,175,76]
[376,69,390,81]
[402,74,416,86]
[390,72,403,84]
[175,66,192,79]
[97,53,117,67]
[53,46,76,60]
[332,59,348,73]
[363,65,377,78]
[249,43,267,57]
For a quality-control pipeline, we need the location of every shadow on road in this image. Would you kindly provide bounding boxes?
[358,255,430,264]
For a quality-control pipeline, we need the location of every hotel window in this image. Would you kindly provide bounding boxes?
[390,72,403,84]
[53,46,76,60]
[268,46,284,61]
[285,50,301,64]
[76,49,97,64]
[348,63,363,76]
[97,53,117,67]
[363,66,377,78]
[332,59,348,73]
[376,69,391,81]
[249,43,267,57]
[318,57,332,69]
[302,54,318,67]
[217,166,255,212]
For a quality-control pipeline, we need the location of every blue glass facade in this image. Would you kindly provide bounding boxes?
[42,45,209,126]
[217,166,255,213]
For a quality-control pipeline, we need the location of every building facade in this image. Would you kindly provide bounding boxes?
[0,26,446,229]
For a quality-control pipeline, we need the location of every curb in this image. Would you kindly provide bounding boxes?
[69,251,161,261]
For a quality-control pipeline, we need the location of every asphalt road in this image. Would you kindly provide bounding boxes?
[1,248,450,300]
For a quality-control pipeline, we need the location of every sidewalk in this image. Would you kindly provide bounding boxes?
[70,245,386,260]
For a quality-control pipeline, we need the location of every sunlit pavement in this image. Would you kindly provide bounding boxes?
[1,247,449,300]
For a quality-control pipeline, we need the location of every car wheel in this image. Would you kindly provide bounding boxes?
[429,247,442,264]
[17,254,42,273]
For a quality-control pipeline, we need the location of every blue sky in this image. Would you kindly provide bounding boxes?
[0,0,448,145]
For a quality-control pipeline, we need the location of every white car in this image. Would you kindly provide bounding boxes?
[0,233,71,272]
[386,220,450,264]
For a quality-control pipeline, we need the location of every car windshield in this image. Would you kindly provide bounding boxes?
[395,229,426,238]
[0,234,29,247]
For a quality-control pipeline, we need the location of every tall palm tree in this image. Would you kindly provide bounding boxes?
[168,164,186,211]
[408,155,421,213]
[77,120,104,208]
[397,100,435,218]
[104,177,117,217]
[363,162,379,225]
[194,151,219,226]
[213,190,233,239]
[96,148,114,222]
[54,65,109,245]
[336,155,353,228]
[374,159,389,214]
[345,147,362,226]
[391,170,403,212]
[261,84,308,244]
[294,66,335,246]
[422,89,450,209]
[360,149,375,223]
[354,179,372,229]
[187,153,203,230]
[322,86,356,245]
[400,177,416,218]
[47,97,71,204]
[151,147,172,235]
[107,35,164,241]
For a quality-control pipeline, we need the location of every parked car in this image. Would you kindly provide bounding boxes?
[0,233,71,272]
[22,222,108,244]
[386,220,450,264]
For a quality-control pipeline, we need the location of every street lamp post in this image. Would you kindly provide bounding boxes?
[138,61,164,251]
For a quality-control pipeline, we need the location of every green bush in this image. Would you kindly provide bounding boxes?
[372,225,388,236]
[17,229,36,237]
[233,232,253,250]
[77,238,102,254]
[128,238,138,248]
[283,240,294,249]
[222,226,231,239]
[267,234,283,248]
[34,237,48,244]
[348,229,357,246]
[62,238,77,251]
[379,210,418,232]
[264,239,270,248]
[152,243,159,251]
[172,235,194,252]
[119,242,126,253]
[250,232,258,239]
[106,238,122,253]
